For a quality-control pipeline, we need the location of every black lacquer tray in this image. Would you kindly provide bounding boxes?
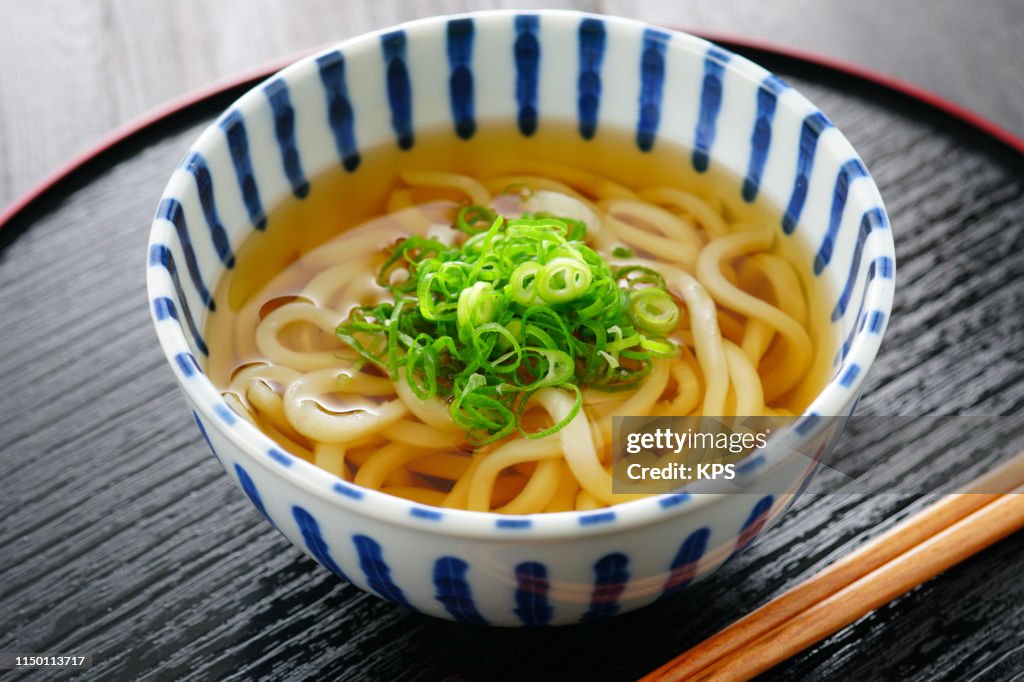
[1,41,1022,680]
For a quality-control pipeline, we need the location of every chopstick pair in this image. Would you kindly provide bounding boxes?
[642,452,1024,681]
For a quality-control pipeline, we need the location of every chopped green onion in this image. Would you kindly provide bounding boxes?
[336,206,681,443]
[535,257,593,303]
[457,281,500,332]
[630,288,681,335]
[509,261,543,306]
[456,205,497,234]
[615,265,667,291]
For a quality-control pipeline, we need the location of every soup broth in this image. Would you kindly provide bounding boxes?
[203,123,837,513]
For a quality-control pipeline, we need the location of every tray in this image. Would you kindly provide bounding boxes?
[1,40,1022,680]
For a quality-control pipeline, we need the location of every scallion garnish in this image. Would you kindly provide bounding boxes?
[629,288,681,335]
[336,208,681,444]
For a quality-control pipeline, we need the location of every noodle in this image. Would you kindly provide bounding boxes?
[543,461,580,513]
[400,170,491,205]
[313,443,348,480]
[209,161,825,513]
[696,231,813,401]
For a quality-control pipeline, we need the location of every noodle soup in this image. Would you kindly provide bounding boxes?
[204,124,836,514]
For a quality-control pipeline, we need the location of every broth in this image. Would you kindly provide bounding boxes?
[202,123,837,512]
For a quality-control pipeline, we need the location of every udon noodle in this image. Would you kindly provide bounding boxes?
[207,155,829,514]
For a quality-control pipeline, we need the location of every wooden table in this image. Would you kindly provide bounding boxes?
[1,2,1022,681]
[1,0,1021,211]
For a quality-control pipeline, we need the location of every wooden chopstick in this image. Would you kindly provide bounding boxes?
[643,452,1024,681]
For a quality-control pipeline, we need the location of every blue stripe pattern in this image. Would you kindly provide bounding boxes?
[839,363,860,388]
[381,31,414,150]
[497,518,531,529]
[235,464,273,523]
[219,110,267,229]
[514,561,553,626]
[636,28,669,151]
[660,527,710,599]
[191,411,218,460]
[263,78,310,199]
[333,481,365,500]
[581,552,629,621]
[743,496,774,531]
[180,152,234,268]
[316,51,361,171]
[353,534,411,606]
[795,413,820,436]
[692,46,730,172]
[152,296,177,321]
[743,75,787,201]
[730,495,774,557]
[446,18,476,139]
[735,453,766,476]
[410,506,443,521]
[292,506,350,580]
[268,447,292,467]
[579,511,616,526]
[577,18,606,140]
[815,159,868,273]
[148,246,209,356]
[174,351,199,377]
[214,403,237,425]
[513,15,540,136]
[659,493,691,509]
[836,254,894,363]
[433,557,488,624]
[832,208,890,321]
[868,309,887,333]
[782,111,833,234]
[156,198,214,311]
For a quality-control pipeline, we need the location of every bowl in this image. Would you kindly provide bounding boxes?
[147,10,895,625]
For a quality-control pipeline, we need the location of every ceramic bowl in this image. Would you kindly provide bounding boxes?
[147,10,895,625]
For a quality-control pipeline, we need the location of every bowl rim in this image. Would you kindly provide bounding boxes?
[146,9,896,541]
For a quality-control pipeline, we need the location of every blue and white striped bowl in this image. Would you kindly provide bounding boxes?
[147,10,894,625]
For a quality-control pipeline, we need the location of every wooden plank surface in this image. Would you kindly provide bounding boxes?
[0,52,1021,680]
[0,0,1022,211]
